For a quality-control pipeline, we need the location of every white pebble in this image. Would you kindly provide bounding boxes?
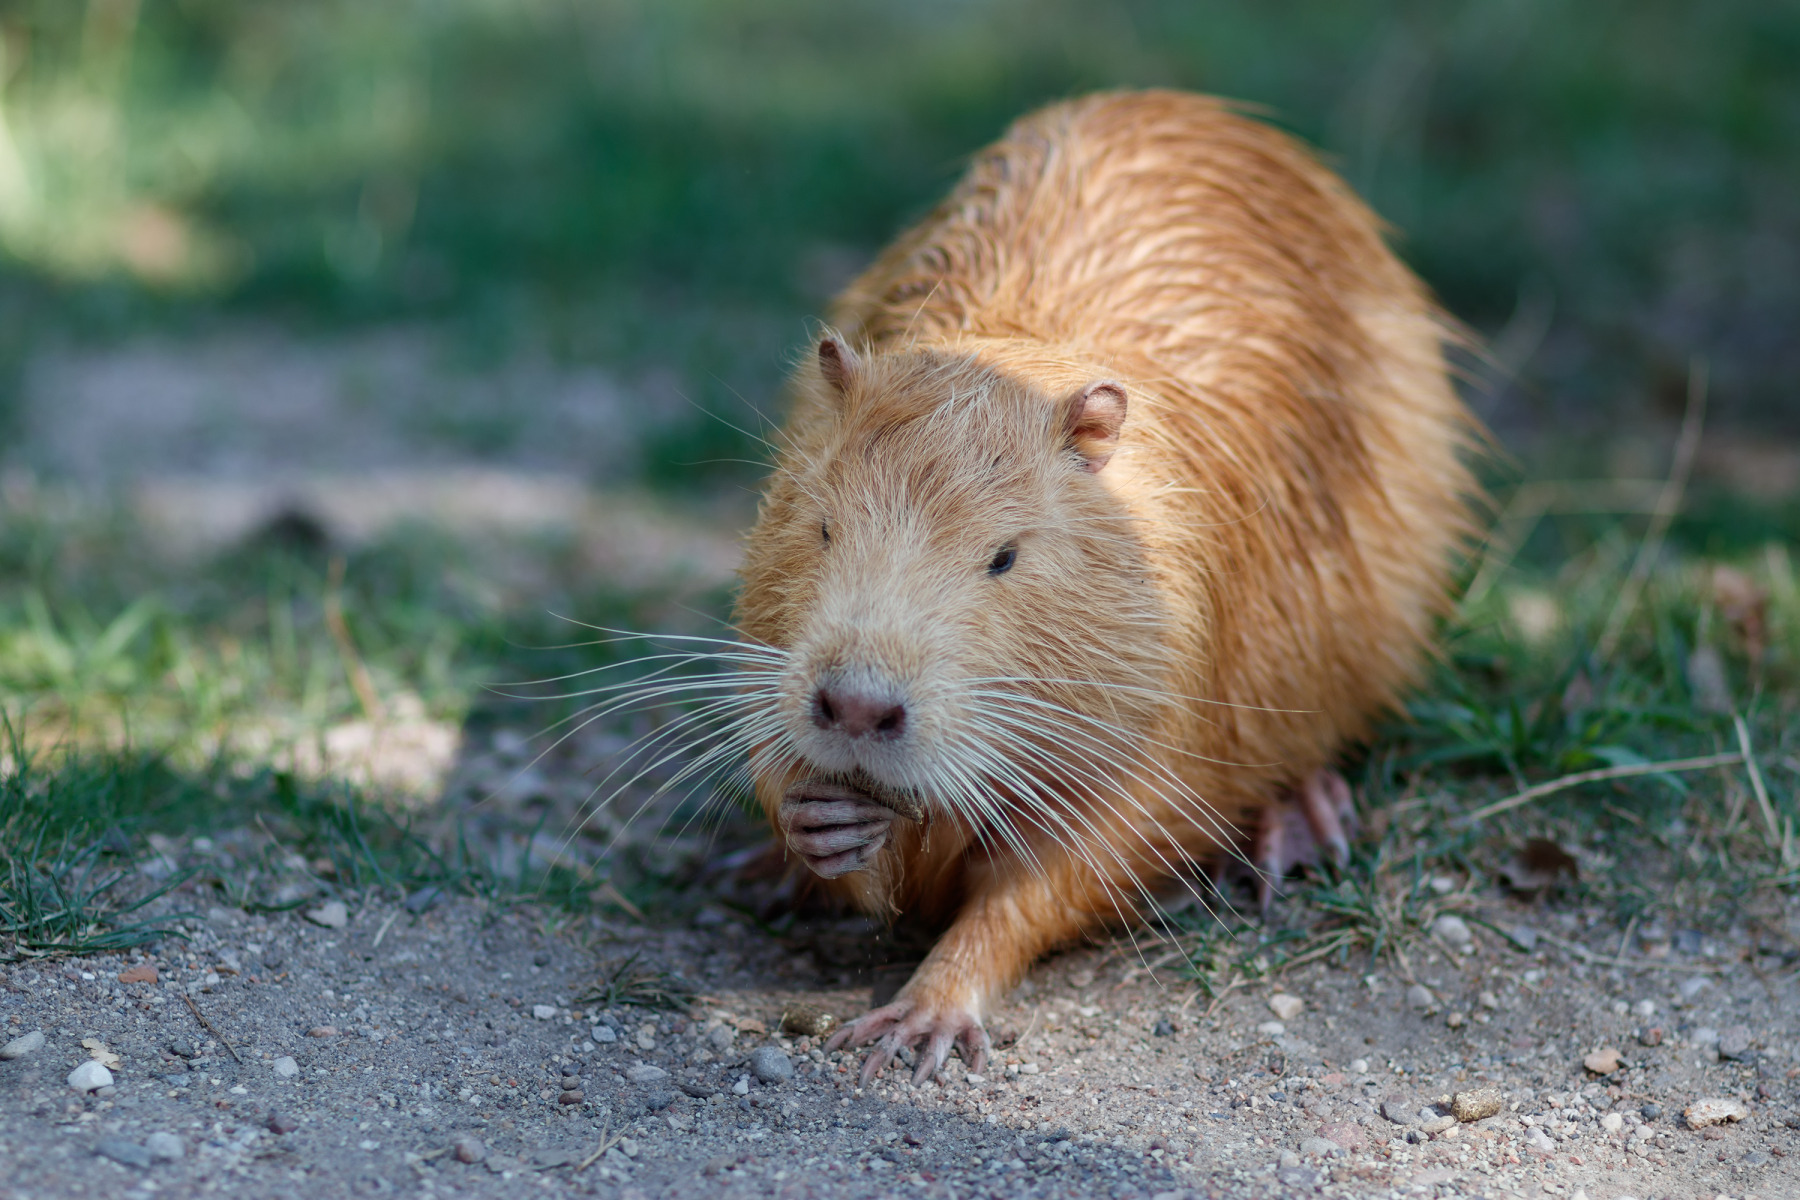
[731,1074,751,1095]
[1431,915,1473,946]
[625,1064,668,1083]
[272,1056,299,1078]
[1349,1058,1369,1074]
[1,1030,45,1060]
[532,1004,557,1020]
[68,1060,113,1092]
[1267,993,1304,1021]
[1256,1021,1286,1037]
[305,901,349,929]
[1632,999,1657,1017]
[1600,1112,1624,1133]
[592,1025,617,1044]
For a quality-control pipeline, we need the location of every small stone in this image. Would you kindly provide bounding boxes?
[68,1060,113,1092]
[558,1089,583,1105]
[1349,1058,1369,1074]
[532,1147,575,1169]
[704,1024,733,1052]
[1256,1021,1286,1037]
[779,1004,838,1038]
[454,1136,486,1163]
[1632,999,1657,1017]
[1639,1026,1664,1047]
[267,1111,299,1134]
[749,1045,794,1084]
[679,1080,718,1099]
[1478,991,1499,1009]
[404,886,443,914]
[1381,1094,1424,1125]
[1717,1025,1752,1059]
[1152,1018,1175,1037]
[1600,1112,1624,1133]
[1406,984,1436,1010]
[625,1065,668,1083]
[645,1090,677,1112]
[483,1154,519,1174]
[272,1055,299,1078]
[1691,1025,1719,1045]
[732,1074,751,1095]
[118,964,159,984]
[307,1026,338,1038]
[145,1132,185,1161]
[1,1030,44,1060]
[1268,993,1304,1021]
[305,900,349,928]
[1445,1011,1465,1029]
[1525,1126,1556,1154]
[1317,1121,1365,1150]
[1507,925,1539,952]
[1451,1087,1503,1122]
[94,1137,153,1168]
[1298,1137,1341,1157]
[592,1025,618,1045]
[1639,1103,1662,1121]
[1582,1047,1623,1075]
[1431,915,1473,946]
[532,1004,558,1020]
[1684,1097,1749,1129]
[1420,1115,1456,1136]
[169,1040,196,1058]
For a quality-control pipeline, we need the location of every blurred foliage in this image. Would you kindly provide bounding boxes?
[0,0,1793,441]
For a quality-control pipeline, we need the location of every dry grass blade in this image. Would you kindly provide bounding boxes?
[1460,752,1743,824]
[576,950,697,1012]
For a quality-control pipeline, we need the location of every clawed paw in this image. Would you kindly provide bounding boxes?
[1253,767,1358,910]
[778,780,897,878]
[824,992,990,1085]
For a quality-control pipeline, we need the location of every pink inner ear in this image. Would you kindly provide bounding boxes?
[1065,381,1127,471]
[818,336,860,394]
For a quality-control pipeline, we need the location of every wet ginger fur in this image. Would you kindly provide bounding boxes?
[734,90,1478,1084]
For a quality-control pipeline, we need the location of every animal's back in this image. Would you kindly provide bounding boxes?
[828,89,1474,829]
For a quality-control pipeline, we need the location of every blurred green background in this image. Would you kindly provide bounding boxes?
[1,0,1796,457]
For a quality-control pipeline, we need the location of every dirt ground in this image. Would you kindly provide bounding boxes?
[1,869,1795,1200]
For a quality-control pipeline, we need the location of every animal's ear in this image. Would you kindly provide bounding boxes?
[1060,381,1127,473]
[817,334,860,396]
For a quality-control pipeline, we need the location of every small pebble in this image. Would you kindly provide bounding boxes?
[732,1074,751,1096]
[1420,1115,1456,1136]
[1445,1011,1465,1029]
[1600,1112,1624,1133]
[305,900,349,929]
[1632,999,1657,1017]
[1507,925,1539,952]
[94,1137,153,1168]
[558,1089,583,1105]
[645,1090,676,1112]
[779,1004,838,1038]
[532,1004,557,1020]
[68,1060,113,1092]
[272,1056,299,1078]
[1478,991,1499,1010]
[118,964,159,985]
[267,1111,299,1134]
[1256,1020,1286,1037]
[1316,1121,1365,1150]
[307,1026,338,1038]
[1406,984,1436,1010]
[1380,1094,1423,1125]
[1431,915,1473,946]
[1639,1026,1664,1047]
[145,1132,184,1161]
[1152,1018,1175,1037]
[1298,1137,1340,1157]
[1451,1087,1503,1122]
[170,1040,196,1058]
[625,1065,668,1083]
[1582,1047,1622,1075]
[1267,993,1304,1021]
[1717,1025,1752,1059]
[1677,974,1711,1000]
[1640,1103,1663,1122]
[592,1025,618,1045]
[1684,1097,1749,1129]
[749,1045,794,1084]
[704,1024,733,1052]
[404,886,443,914]
[454,1135,486,1163]
[0,1030,44,1060]
[1349,1058,1369,1074]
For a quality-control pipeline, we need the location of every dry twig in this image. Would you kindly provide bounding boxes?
[179,990,242,1063]
[1461,752,1743,824]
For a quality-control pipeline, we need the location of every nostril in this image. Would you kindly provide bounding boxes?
[811,683,907,740]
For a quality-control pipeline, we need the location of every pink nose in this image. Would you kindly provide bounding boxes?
[811,683,907,740]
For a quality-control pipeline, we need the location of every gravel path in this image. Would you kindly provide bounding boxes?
[2,886,1795,1199]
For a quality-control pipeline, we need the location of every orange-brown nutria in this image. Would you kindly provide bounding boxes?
[732,90,1478,1082]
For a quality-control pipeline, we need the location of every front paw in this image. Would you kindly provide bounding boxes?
[778,780,896,878]
[824,987,990,1085]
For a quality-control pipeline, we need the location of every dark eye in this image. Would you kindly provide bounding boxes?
[987,543,1017,576]
[821,521,830,545]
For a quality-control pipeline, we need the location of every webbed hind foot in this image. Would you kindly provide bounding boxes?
[1253,768,1358,911]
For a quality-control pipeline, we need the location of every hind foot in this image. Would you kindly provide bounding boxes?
[1254,768,1358,910]
[824,982,991,1086]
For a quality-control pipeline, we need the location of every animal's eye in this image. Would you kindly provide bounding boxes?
[987,543,1018,576]
[821,521,830,545]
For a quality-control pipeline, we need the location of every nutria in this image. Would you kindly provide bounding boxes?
[732,90,1476,1083]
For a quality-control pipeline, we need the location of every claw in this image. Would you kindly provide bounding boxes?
[826,991,987,1085]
